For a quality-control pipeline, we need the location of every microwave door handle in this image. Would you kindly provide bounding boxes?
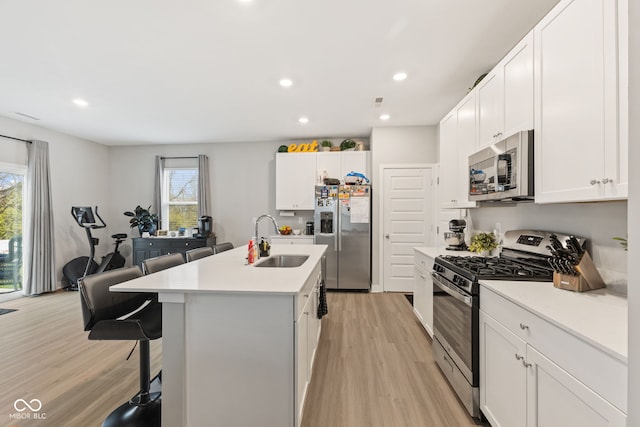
[431,273,472,307]
[497,153,512,187]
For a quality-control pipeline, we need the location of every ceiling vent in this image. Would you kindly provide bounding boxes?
[374,97,383,104]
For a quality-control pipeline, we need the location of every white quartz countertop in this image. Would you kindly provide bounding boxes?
[111,244,327,295]
[414,246,476,258]
[480,280,628,362]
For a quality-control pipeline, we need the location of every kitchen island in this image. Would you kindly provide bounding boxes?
[111,244,327,427]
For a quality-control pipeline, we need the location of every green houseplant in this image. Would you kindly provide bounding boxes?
[321,140,332,152]
[124,205,159,236]
[469,232,498,255]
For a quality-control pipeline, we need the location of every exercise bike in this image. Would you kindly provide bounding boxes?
[63,206,127,290]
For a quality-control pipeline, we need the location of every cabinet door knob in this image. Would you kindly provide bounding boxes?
[522,360,532,368]
[515,353,524,361]
[602,178,613,184]
[384,234,390,239]
[590,179,601,185]
[519,323,529,330]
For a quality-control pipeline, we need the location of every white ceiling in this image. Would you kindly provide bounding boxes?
[0,0,559,146]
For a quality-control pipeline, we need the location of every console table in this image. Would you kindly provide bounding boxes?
[131,237,216,267]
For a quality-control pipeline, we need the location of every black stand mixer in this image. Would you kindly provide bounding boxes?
[445,219,468,251]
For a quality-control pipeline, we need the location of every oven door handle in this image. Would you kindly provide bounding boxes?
[432,272,473,307]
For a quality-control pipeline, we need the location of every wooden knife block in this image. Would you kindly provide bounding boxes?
[553,251,605,292]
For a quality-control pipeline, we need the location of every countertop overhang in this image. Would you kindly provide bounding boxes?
[111,244,327,295]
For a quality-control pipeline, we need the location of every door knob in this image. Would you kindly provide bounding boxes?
[384,234,390,239]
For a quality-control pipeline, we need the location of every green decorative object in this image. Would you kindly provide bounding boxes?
[613,237,628,251]
[124,205,159,236]
[277,145,288,153]
[321,140,332,147]
[340,139,356,151]
[469,232,498,255]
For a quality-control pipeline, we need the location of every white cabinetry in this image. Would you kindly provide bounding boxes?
[476,32,534,149]
[480,286,626,426]
[438,94,476,208]
[271,236,315,245]
[534,0,628,203]
[276,153,316,210]
[316,151,370,183]
[413,250,434,337]
[295,267,322,426]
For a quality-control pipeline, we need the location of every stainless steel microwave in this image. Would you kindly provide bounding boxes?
[468,130,534,202]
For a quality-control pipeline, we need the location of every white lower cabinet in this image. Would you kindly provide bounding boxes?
[480,311,527,427]
[526,346,626,427]
[295,268,322,426]
[413,250,434,337]
[480,287,626,426]
[271,236,315,245]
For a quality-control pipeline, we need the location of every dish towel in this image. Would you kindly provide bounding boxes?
[317,280,328,319]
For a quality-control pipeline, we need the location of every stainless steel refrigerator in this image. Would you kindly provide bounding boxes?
[314,185,371,290]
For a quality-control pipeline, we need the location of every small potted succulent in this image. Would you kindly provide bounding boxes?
[124,205,159,236]
[321,140,332,152]
[469,232,498,256]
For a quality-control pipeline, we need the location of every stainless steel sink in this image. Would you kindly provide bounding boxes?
[254,255,309,268]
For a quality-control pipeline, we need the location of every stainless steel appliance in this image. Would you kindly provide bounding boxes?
[431,229,585,418]
[468,130,534,202]
[314,184,371,290]
[444,219,467,251]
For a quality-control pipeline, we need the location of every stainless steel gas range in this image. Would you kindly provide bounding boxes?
[431,229,585,418]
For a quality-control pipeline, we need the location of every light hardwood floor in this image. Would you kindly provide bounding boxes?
[301,292,483,427]
[0,291,481,427]
[0,291,162,427]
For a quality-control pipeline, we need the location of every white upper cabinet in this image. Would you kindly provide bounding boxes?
[315,151,370,183]
[503,32,534,138]
[340,151,369,181]
[476,70,504,148]
[276,153,316,210]
[439,94,477,208]
[477,31,534,149]
[534,0,628,203]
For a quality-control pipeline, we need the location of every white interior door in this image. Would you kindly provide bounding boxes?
[382,167,434,292]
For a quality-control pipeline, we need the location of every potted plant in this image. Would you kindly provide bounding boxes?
[469,232,498,256]
[340,139,357,151]
[321,140,332,152]
[124,205,159,236]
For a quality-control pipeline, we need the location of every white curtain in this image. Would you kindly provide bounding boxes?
[23,140,56,295]
[198,154,211,217]
[153,155,164,229]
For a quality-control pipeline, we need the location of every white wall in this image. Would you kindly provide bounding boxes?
[627,0,639,422]
[370,126,438,289]
[470,201,628,292]
[108,139,369,263]
[0,115,110,290]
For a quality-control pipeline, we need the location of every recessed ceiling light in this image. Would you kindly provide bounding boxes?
[380,114,390,121]
[73,98,89,108]
[298,117,309,124]
[393,72,407,81]
[279,78,293,88]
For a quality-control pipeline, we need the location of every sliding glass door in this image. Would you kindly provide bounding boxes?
[0,163,25,292]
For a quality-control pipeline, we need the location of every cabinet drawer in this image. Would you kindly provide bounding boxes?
[480,286,627,413]
[295,263,321,319]
[414,250,434,271]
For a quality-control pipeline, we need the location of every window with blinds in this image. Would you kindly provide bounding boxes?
[162,167,199,230]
